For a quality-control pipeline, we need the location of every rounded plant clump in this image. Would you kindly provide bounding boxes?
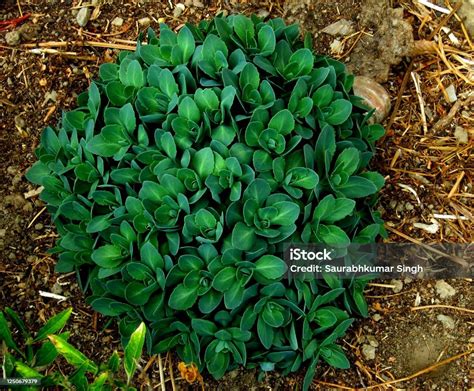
[27,14,386,386]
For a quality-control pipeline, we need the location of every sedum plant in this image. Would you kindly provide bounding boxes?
[26,14,386,388]
[0,308,146,390]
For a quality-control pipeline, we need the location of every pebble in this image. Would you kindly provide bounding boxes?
[256,9,270,19]
[111,17,124,27]
[436,314,455,329]
[0,228,6,238]
[435,280,456,299]
[138,17,151,27]
[454,126,468,144]
[372,314,382,322]
[173,3,186,18]
[193,0,204,7]
[322,19,354,36]
[390,279,403,293]
[76,7,91,27]
[362,344,376,360]
[366,335,379,348]
[34,223,43,231]
[5,30,21,46]
[405,202,414,211]
[352,76,391,123]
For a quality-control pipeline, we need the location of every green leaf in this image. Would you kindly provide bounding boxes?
[321,344,350,369]
[125,60,145,88]
[34,308,72,342]
[314,308,337,327]
[124,322,146,384]
[177,26,195,63]
[195,88,219,111]
[25,162,50,185]
[91,245,124,268]
[257,25,276,55]
[336,176,377,198]
[315,124,336,175]
[0,312,20,353]
[231,222,256,251]
[213,267,237,292]
[257,316,274,349]
[254,255,287,280]
[268,109,294,135]
[158,68,178,98]
[49,335,98,373]
[178,96,201,123]
[326,99,352,125]
[87,134,122,157]
[86,214,112,234]
[317,224,350,245]
[193,147,215,177]
[192,319,217,337]
[240,63,260,90]
[271,201,300,225]
[168,283,198,310]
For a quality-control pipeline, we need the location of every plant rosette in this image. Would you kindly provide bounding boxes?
[27,14,386,389]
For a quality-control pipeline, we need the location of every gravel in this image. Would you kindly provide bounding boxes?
[5,30,21,46]
[435,280,456,299]
[76,7,91,27]
[436,314,455,329]
[362,344,376,360]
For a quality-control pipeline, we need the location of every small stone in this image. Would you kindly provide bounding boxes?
[0,229,6,238]
[184,0,193,5]
[34,223,43,231]
[15,115,26,129]
[437,314,455,329]
[469,336,474,343]
[5,30,21,46]
[372,314,382,322]
[390,279,403,293]
[435,280,456,299]
[330,39,344,55]
[138,17,151,27]
[352,76,391,123]
[111,17,124,27]
[76,7,91,27]
[322,19,354,36]
[405,202,414,211]
[193,0,204,7]
[256,9,270,19]
[454,126,468,144]
[366,335,379,347]
[173,3,186,18]
[362,344,376,360]
[445,84,457,103]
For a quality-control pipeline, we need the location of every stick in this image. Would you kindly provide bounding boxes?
[27,206,47,229]
[385,226,469,268]
[432,95,474,132]
[365,349,473,389]
[22,40,136,51]
[158,354,166,391]
[410,71,428,134]
[39,291,67,301]
[411,304,474,314]
[448,171,465,199]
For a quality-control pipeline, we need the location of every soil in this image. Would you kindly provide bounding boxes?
[1,1,472,390]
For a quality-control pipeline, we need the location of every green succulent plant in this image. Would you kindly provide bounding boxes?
[26,14,386,389]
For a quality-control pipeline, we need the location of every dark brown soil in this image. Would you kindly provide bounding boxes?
[1,1,472,390]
